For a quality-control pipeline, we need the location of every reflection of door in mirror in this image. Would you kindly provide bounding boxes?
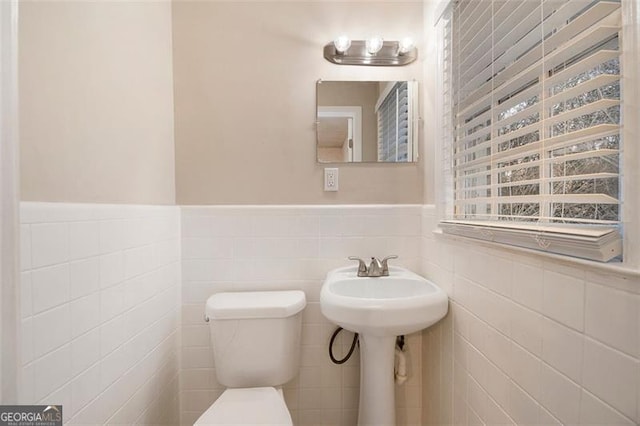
[317,117,351,162]
[317,81,377,162]
[317,106,362,162]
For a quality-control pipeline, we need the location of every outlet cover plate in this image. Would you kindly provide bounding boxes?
[324,168,339,191]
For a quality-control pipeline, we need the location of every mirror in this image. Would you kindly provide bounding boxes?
[316,80,418,163]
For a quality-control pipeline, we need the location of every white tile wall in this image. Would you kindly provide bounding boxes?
[420,205,640,426]
[180,205,423,426]
[19,202,181,425]
[19,202,636,425]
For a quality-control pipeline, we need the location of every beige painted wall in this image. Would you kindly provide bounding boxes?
[19,1,176,204]
[173,1,424,205]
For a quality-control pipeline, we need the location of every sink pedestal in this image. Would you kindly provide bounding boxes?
[358,334,396,426]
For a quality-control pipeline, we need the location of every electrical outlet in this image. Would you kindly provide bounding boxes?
[324,168,339,191]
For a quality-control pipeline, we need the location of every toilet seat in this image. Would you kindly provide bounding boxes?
[194,387,292,425]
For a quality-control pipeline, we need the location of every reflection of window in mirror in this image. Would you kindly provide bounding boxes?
[376,82,410,162]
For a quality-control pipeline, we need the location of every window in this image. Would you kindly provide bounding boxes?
[377,81,413,162]
[440,0,623,262]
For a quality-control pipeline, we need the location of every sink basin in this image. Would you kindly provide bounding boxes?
[321,265,448,337]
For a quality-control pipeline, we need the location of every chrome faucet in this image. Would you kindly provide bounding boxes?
[368,257,383,277]
[348,255,398,277]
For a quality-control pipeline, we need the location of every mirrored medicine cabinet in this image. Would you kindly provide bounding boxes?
[316,80,419,164]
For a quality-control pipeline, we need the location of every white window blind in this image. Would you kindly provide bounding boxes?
[377,82,410,162]
[441,0,623,262]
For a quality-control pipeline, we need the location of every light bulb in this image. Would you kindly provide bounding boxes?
[333,35,351,53]
[366,36,384,54]
[398,37,415,54]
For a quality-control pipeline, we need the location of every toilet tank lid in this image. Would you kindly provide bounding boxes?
[206,290,306,320]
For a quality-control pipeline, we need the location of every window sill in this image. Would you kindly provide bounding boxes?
[439,220,621,262]
[432,228,640,280]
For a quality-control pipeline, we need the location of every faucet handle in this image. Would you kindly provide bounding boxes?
[348,256,368,277]
[380,255,398,276]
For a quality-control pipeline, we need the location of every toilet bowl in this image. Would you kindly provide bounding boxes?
[194,290,306,425]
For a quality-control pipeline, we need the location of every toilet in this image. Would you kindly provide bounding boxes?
[194,290,306,425]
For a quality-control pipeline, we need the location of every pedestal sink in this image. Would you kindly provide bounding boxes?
[320,265,448,426]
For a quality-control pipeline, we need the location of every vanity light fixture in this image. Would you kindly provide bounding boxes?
[324,36,417,66]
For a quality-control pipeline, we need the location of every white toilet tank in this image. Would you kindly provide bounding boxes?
[205,290,306,388]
